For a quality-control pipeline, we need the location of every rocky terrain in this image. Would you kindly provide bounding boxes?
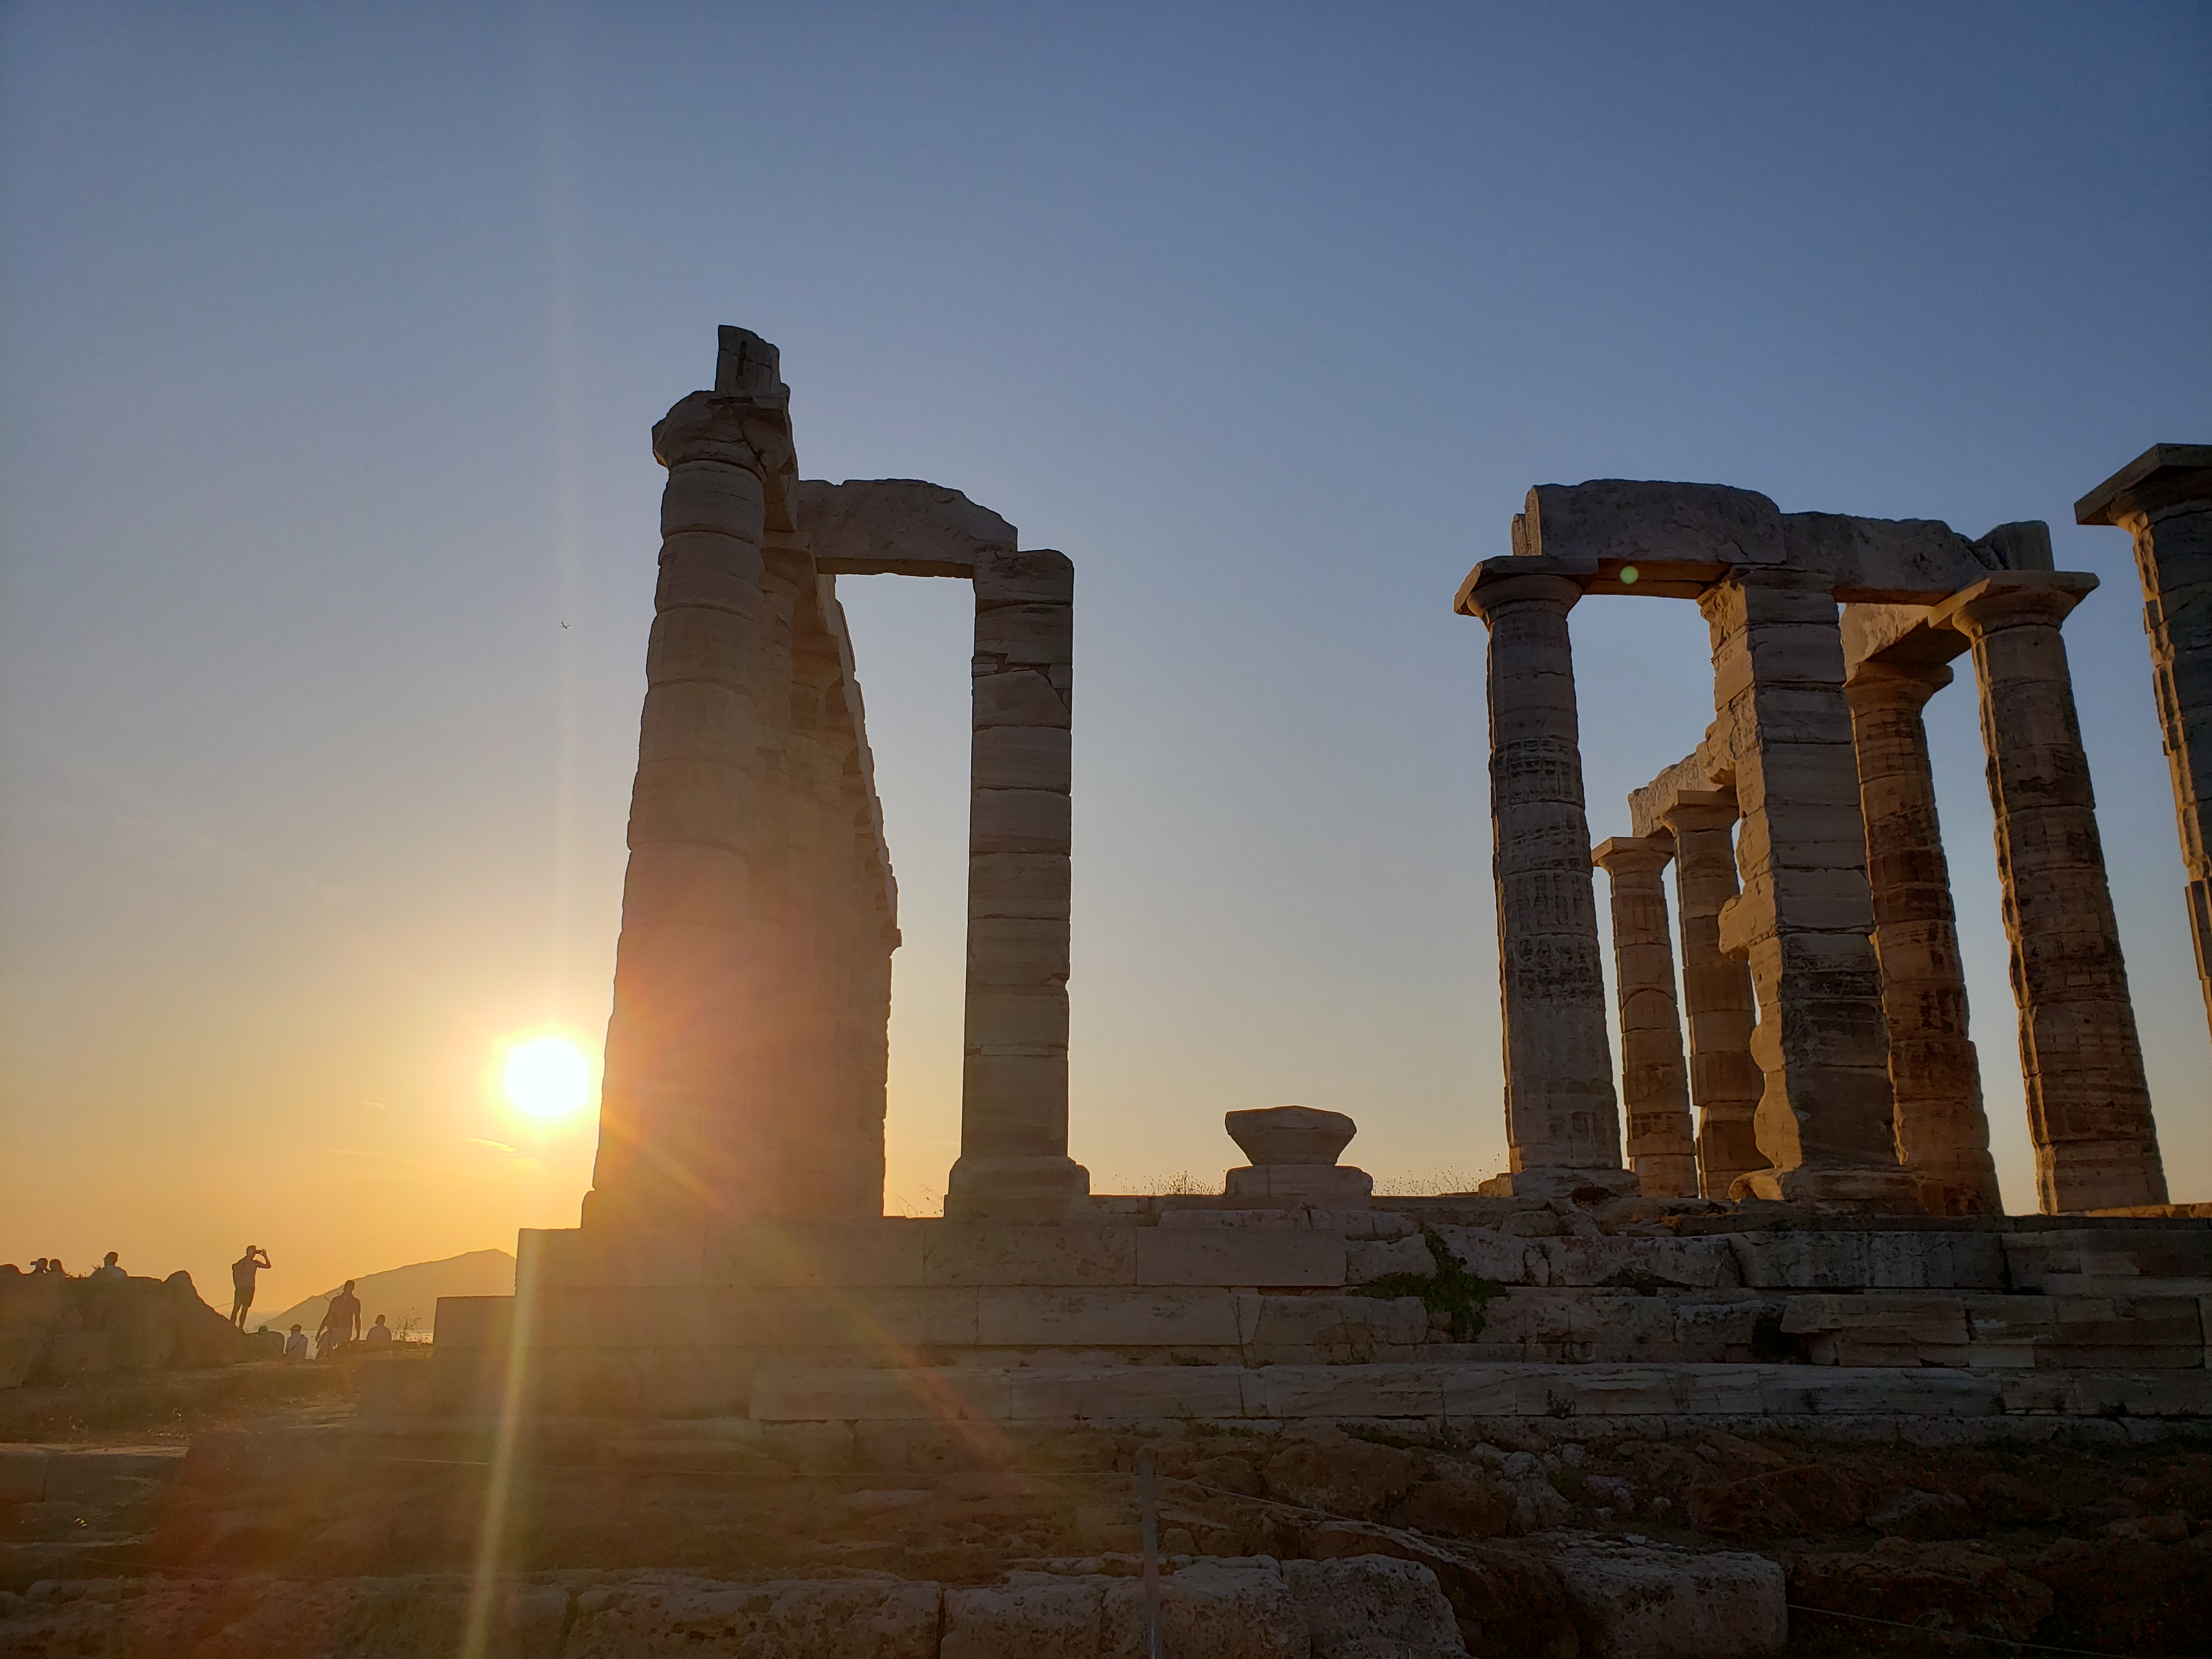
[2,1348,2208,1656]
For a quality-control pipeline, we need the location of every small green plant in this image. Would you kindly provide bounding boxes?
[1353,1229,1503,1341]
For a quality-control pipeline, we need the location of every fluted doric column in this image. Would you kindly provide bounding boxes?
[590,330,797,1227]
[1465,574,1625,1194]
[1659,789,1769,1199]
[1593,836,1699,1198]
[1939,575,2168,1212]
[1844,661,2001,1216]
[1701,569,1916,1210]
[2078,444,2212,1048]
[945,549,1092,1219]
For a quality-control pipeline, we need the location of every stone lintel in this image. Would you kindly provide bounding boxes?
[1459,554,1991,614]
[2075,443,2212,526]
[1626,733,1733,840]
[793,478,1017,577]
[1842,602,1960,680]
[1506,479,2009,599]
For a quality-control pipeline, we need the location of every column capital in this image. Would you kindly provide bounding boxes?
[1458,569,1585,621]
[2075,443,2212,528]
[1658,787,1739,836]
[1593,834,1674,878]
[1934,572,2097,639]
[1844,658,1954,709]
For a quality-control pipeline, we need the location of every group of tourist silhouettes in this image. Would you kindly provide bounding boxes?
[26,1246,400,1358]
[228,1245,397,1357]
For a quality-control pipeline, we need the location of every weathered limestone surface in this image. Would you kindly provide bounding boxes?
[592,328,827,1224]
[1530,1538,1786,1659]
[1224,1107,1375,1201]
[2078,444,2212,1045]
[1514,478,2006,601]
[1462,574,1624,1192]
[589,330,1092,1229]
[1843,661,2000,1216]
[1592,837,1699,1198]
[1656,791,1769,1201]
[948,547,1091,1219]
[1937,574,2168,1212]
[1700,569,1912,1209]
[792,477,1018,577]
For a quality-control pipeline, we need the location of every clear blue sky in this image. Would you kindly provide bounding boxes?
[3,2,2207,1305]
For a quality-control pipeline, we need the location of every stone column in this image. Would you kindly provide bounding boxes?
[589,330,796,1227]
[1593,836,1700,1198]
[1464,574,1626,1195]
[1940,575,2168,1211]
[1844,662,2001,1216]
[2078,445,2212,1047]
[1659,789,1769,1200]
[945,548,1092,1219]
[1701,570,1915,1209]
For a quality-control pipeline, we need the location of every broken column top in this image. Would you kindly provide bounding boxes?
[2075,443,2212,525]
[714,325,786,400]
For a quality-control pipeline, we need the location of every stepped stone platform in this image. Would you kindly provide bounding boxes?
[426,1200,2212,1437]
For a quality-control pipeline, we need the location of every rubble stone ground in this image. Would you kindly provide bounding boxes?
[3,1341,2209,1656]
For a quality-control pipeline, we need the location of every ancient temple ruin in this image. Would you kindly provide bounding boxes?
[589,326,1087,1232]
[425,330,2207,1490]
[1459,484,2169,1218]
[11,335,2210,1659]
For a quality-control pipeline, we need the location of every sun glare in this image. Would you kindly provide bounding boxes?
[501,1034,594,1124]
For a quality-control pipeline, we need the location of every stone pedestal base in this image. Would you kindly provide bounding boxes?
[1477,1167,1640,1201]
[1738,1165,1923,1213]
[1224,1164,1375,1202]
[944,1154,1091,1222]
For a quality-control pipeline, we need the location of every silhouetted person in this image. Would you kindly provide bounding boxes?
[230,1245,271,1329]
[95,1252,125,1282]
[364,1313,393,1346]
[318,1279,362,1356]
[30,1258,49,1276]
[284,1324,308,1360]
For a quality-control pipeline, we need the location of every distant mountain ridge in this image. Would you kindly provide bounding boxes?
[256,1248,513,1338]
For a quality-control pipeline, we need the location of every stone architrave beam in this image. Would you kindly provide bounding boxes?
[1933,572,2169,1212]
[792,478,1019,577]
[1592,836,1700,1198]
[1459,573,1628,1197]
[2078,444,2212,1045]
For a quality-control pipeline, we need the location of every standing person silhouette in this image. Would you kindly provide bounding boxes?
[317,1279,362,1356]
[230,1245,271,1329]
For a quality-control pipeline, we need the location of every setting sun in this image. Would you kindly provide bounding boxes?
[500,1034,594,1125]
